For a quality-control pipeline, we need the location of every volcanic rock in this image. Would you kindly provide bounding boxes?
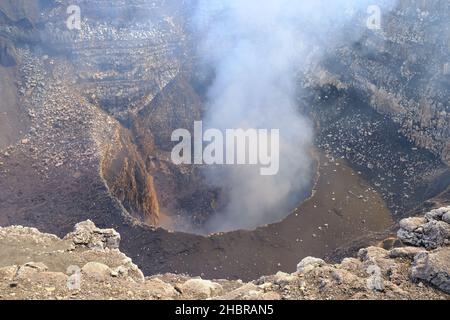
[388,247,426,260]
[411,247,450,294]
[81,262,112,282]
[398,207,450,249]
[0,209,448,299]
[366,265,384,292]
[179,279,224,299]
[443,213,450,224]
[296,257,325,273]
[65,220,121,250]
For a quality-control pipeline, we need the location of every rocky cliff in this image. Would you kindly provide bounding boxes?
[308,0,450,166]
[0,0,189,227]
[302,0,450,218]
[0,206,448,300]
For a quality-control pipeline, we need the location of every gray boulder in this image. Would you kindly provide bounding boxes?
[179,279,223,299]
[296,257,325,273]
[366,265,384,292]
[15,262,48,279]
[425,207,450,222]
[81,262,112,282]
[398,207,450,249]
[411,247,450,294]
[442,212,450,224]
[65,220,121,250]
[389,247,426,260]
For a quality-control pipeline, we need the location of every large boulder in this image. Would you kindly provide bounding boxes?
[65,220,121,250]
[358,247,401,285]
[15,262,48,279]
[411,247,450,294]
[425,207,450,222]
[179,279,223,299]
[366,265,384,292]
[145,279,178,299]
[388,247,426,260]
[0,0,43,24]
[81,262,112,282]
[442,212,450,224]
[398,207,450,249]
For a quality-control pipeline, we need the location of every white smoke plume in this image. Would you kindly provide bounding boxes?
[193,0,397,233]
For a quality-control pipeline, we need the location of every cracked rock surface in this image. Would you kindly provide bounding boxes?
[398,206,450,249]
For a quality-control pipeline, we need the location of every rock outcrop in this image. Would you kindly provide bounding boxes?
[64,220,121,250]
[0,207,449,300]
[0,37,16,67]
[0,0,208,229]
[398,206,450,249]
[411,248,450,294]
[308,0,450,166]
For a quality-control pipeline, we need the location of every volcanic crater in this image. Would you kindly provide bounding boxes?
[0,0,448,281]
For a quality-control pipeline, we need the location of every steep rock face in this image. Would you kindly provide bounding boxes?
[38,0,188,123]
[34,0,202,226]
[0,37,16,67]
[0,55,27,149]
[309,0,450,165]
[0,0,42,28]
[0,1,45,24]
[304,0,450,218]
[133,75,202,152]
[411,248,450,294]
[0,1,36,149]
[0,0,198,227]
[308,79,449,217]
[397,206,450,249]
[101,128,161,225]
[0,0,50,46]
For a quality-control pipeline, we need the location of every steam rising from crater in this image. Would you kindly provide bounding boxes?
[193,0,397,233]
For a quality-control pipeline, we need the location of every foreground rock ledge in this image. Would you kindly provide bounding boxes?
[0,208,449,300]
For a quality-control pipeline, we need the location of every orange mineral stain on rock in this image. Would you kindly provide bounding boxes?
[101,126,160,226]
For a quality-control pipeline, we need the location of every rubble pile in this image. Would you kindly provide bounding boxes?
[0,207,448,300]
